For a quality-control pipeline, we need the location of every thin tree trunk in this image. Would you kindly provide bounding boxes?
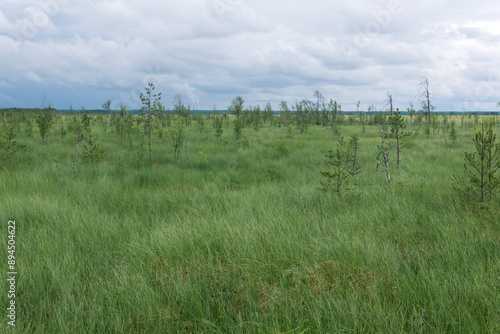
[89,135,94,165]
[396,134,400,168]
[381,129,391,185]
[148,113,152,163]
[120,124,124,157]
[73,140,81,174]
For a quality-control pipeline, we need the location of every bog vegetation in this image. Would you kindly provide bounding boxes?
[0,87,499,333]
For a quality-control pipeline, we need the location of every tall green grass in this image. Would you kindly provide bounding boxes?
[1,115,499,332]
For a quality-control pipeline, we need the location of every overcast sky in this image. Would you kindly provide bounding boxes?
[1,0,499,111]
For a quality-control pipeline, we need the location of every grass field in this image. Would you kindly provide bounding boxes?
[1,112,499,333]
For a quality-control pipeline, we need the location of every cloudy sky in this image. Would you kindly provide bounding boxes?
[1,0,499,111]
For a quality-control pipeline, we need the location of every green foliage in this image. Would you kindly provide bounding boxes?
[233,117,243,142]
[115,105,127,156]
[35,107,54,149]
[279,100,291,127]
[242,107,252,126]
[166,111,171,127]
[98,114,109,134]
[328,99,342,134]
[285,125,294,139]
[454,120,500,201]
[450,120,458,145]
[252,105,261,130]
[3,111,500,333]
[72,117,83,174]
[59,124,67,140]
[407,103,416,126]
[431,114,439,139]
[237,135,250,149]
[195,113,205,133]
[320,135,360,194]
[347,134,361,176]
[377,127,393,184]
[276,136,288,155]
[389,111,412,167]
[263,102,273,124]
[171,117,185,158]
[321,106,329,126]
[140,82,163,163]
[214,113,223,143]
[228,96,244,118]
[295,101,309,134]
[197,150,209,164]
[101,99,111,114]
[81,112,103,165]
[25,117,33,137]
[123,107,134,159]
[424,123,431,140]
[0,120,17,169]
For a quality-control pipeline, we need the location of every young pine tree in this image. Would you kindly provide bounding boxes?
[320,135,361,194]
[214,114,223,143]
[229,96,245,142]
[233,117,243,142]
[81,112,103,165]
[73,120,83,174]
[276,136,288,155]
[377,127,392,185]
[454,120,500,201]
[263,102,273,124]
[139,82,162,163]
[1,118,17,169]
[35,107,54,149]
[25,117,33,137]
[171,118,185,158]
[450,120,458,145]
[389,111,412,167]
[252,105,262,131]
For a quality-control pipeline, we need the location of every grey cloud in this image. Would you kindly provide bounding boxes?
[1,0,499,110]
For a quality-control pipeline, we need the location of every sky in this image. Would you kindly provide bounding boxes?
[1,0,500,112]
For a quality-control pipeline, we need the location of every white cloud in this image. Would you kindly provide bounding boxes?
[0,0,499,110]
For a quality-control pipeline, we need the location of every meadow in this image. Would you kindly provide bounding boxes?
[0,110,499,333]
